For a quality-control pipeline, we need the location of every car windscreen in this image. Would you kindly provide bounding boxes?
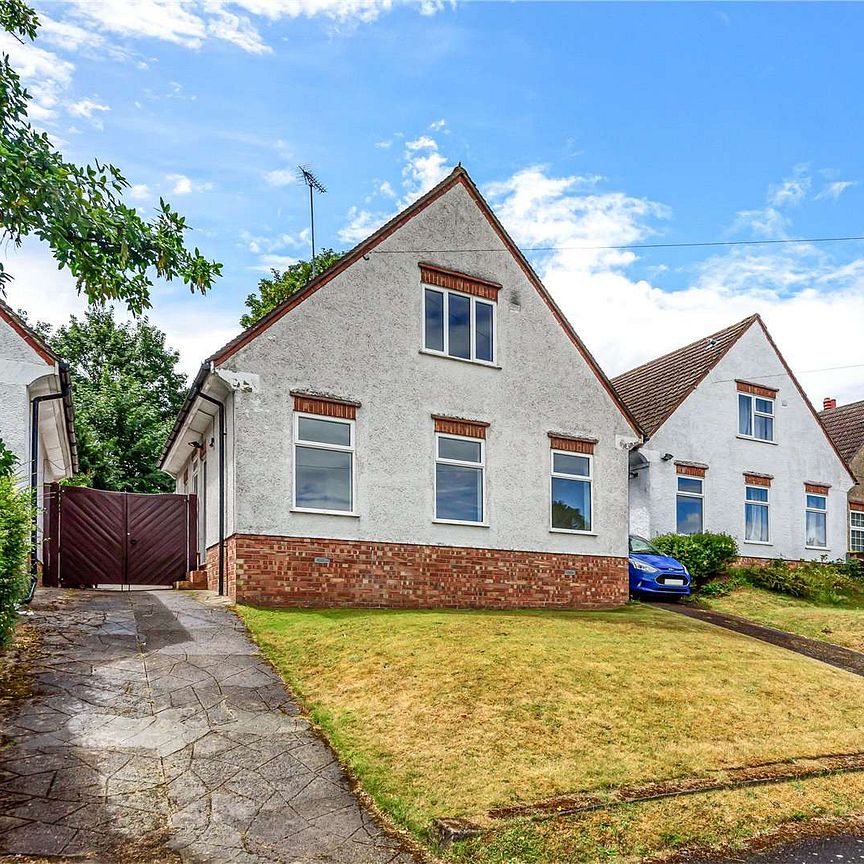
[629,536,659,555]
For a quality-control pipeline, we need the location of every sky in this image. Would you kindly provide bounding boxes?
[3,0,864,406]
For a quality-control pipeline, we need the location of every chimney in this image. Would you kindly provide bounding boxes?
[823,397,837,411]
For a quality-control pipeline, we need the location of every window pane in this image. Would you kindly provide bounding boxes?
[297,416,351,447]
[755,398,774,415]
[475,302,494,362]
[738,394,752,436]
[424,289,444,352]
[448,293,471,359]
[677,477,703,494]
[438,436,482,463]
[806,494,827,510]
[754,414,774,441]
[677,495,703,534]
[806,511,827,547]
[746,486,768,502]
[745,503,769,542]
[552,453,590,477]
[295,447,352,511]
[552,477,592,531]
[852,512,864,528]
[436,463,483,521]
[852,526,864,553]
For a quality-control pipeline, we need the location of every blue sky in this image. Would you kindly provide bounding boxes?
[4,1,864,403]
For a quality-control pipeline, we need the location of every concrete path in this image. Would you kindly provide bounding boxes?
[0,589,416,863]
[657,603,864,677]
[697,831,864,863]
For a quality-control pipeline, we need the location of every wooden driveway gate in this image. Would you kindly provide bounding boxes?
[43,484,197,588]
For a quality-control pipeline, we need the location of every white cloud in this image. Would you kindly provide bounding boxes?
[129,184,151,201]
[67,98,111,121]
[375,138,394,149]
[165,174,214,195]
[250,253,300,271]
[0,31,74,122]
[401,134,452,204]
[484,166,864,405]
[38,15,105,52]
[56,0,448,55]
[815,180,857,201]
[263,168,297,187]
[429,118,447,131]
[767,165,811,207]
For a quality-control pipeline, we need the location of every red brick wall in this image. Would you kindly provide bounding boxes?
[226,533,629,609]
[206,541,237,598]
[736,555,805,568]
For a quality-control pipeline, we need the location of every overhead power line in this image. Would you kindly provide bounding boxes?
[371,234,864,255]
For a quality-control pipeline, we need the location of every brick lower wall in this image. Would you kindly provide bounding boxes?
[206,541,237,598]
[224,533,629,609]
[736,555,805,568]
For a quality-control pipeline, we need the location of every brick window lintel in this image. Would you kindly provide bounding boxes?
[433,414,489,438]
[420,263,501,301]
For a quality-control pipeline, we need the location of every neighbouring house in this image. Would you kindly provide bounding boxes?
[612,315,854,562]
[0,301,78,567]
[819,398,864,554]
[159,166,642,608]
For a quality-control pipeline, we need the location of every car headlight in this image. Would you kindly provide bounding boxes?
[630,558,659,573]
[682,565,689,576]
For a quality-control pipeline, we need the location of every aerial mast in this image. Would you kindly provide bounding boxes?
[297,165,327,276]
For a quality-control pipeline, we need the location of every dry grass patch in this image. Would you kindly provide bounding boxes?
[705,586,864,652]
[448,772,864,864]
[238,604,864,836]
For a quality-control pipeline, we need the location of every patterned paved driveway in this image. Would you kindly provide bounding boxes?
[0,589,416,863]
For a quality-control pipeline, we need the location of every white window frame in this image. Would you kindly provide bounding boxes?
[744,483,771,544]
[433,432,486,525]
[850,509,864,553]
[549,449,594,535]
[738,393,776,443]
[805,492,829,550]
[292,412,357,516]
[422,286,497,366]
[676,475,704,535]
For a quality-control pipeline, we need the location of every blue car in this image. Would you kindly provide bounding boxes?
[628,535,691,598]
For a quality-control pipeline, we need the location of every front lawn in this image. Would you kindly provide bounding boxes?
[238,603,864,852]
[704,586,864,652]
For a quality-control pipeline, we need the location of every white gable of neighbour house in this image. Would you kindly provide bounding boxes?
[613,315,854,561]
[0,302,78,560]
[160,167,642,607]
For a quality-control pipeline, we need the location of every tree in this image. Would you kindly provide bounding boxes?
[241,249,343,327]
[46,308,186,493]
[0,0,221,314]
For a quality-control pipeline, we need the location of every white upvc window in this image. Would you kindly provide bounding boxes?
[676,476,704,535]
[550,450,593,533]
[434,433,485,524]
[293,413,355,515]
[851,510,864,553]
[423,287,496,364]
[738,393,775,442]
[805,493,828,549]
[744,484,770,543]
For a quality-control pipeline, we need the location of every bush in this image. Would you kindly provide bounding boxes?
[733,557,864,605]
[651,532,739,587]
[0,472,31,646]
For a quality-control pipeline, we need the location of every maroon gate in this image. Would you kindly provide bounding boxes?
[43,484,197,588]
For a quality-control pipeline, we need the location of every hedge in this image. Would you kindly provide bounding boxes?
[0,439,31,646]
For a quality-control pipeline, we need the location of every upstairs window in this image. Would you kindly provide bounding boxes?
[293,414,355,514]
[676,476,704,535]
[424,288,495,364]
[805,492,828,549]
[744,484,770,543]
[738,392,775,442]
[851,509,864,553]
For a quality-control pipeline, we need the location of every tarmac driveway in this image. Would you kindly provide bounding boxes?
[0,589,415,864]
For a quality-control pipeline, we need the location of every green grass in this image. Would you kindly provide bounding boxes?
[238,603,864,844]
[704,586,864,652]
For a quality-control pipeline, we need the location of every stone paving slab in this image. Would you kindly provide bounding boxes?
[0,589,416,863]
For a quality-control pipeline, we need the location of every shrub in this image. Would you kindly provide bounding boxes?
[651,532,739,587]
[0,470,31,646]
[731,557,864,605]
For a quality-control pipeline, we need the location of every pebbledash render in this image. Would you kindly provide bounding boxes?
[612,315,854,562]
[159,166,642,608]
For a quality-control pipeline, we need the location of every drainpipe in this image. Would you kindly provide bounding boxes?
[197,391,226,596]
[26,374,69,604]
